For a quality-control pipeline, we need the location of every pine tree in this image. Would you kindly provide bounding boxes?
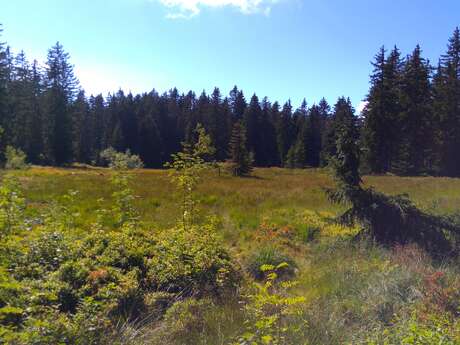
[72,90,92,163]
[393,45,434,175]
[90,94,106,163]
[433,27,460,176]
[43,42,79,165]
[28,60,44,164]
[322,97,357,166]
[276,101,293,166]
[258,97,279,167]
[363,46,403,174]
[305,104,323,167]
[243,94,262,165]
[0,25,9,162]
[229,86,247,120]
[228,121,253,176]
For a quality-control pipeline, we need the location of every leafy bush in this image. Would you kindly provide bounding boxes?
[234,263,306,345]
[146,223,239,296]
[246,247,296,280]
[0,222,238,342]
[100,147,144,170]
[4,146,28,170]
[0,175,25,239]
[366,311,460,345]
[163,298,215,337]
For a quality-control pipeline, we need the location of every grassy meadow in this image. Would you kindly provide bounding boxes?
[2,166,460,344]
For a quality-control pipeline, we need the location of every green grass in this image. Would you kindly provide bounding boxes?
[4,166,460,344]
[12,166,460,229]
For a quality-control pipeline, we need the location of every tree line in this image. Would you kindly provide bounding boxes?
[0,25,459,176]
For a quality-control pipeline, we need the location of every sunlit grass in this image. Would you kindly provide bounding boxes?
[3,166,460,344]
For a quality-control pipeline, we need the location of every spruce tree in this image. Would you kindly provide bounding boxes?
[228,121,253,176]
[229,86,247,120]
[72,91,92,163]
[90,94,106,163]
[363,46,403,174]
[433,27,460,176]
[43,42,79,165]
[0,25,9,162]
[243,94,262,165]
[276,101,292,166]
[322,97,357,166]
[305,104,323,167]
[28,60,44,164]
[393,45,434,175]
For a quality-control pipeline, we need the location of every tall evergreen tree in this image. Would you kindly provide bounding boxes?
[322,97,357,166]
[90,94,106,162]
[243,94,262,165]
[72,90,92,163]
[27,60,44,164]
[258,97,279,167]
[0,25,9,161]
[393,45,434,175]
[305,104,323,167]
[228,121,252,176]
[363,46,403,173]
[43,42,79,165]
[229,86,247,120]
[433,27,460,176]
[276,101,293,166]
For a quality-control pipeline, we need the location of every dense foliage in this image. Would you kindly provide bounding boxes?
[1,25,460,176]
[0,166,238,343]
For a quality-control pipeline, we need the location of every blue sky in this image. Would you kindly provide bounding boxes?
[2,0,460,111]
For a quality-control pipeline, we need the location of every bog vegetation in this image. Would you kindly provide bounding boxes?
[0,22,460,345]
[0,139,459,343]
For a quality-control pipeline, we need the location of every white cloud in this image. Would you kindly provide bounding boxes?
[156,0,279,19]
[357,101,368,114]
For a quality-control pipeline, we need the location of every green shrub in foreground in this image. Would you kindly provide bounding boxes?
[247,246,297,280]
[4,146,29,170]
[0,223,238,344]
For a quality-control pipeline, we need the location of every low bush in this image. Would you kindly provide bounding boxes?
[1,219,238,343]
[246,246,297,280]
[100,147,144,170]
[4,146,28,170]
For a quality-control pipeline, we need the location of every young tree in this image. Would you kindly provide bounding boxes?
[228,121,253,176]
[167,124,216,230]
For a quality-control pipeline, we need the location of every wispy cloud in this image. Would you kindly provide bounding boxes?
[156,0,280,19]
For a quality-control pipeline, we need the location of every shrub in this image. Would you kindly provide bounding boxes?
[163,298,215,337]
[366,311,460,345]
[234,263,306,345]
[4,146,28,170]
[146,223,239,296]
[246,247,297,280]
[0,175,25,239]
[100,147,144,170]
